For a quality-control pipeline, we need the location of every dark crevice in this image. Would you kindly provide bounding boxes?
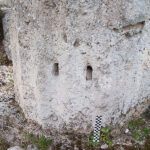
[122,21,145,31]
[0,10,12,66]
[62,33,67,43]
[113,21,145,38]
[0,11,4,41]
[113,21,145,33]
[113,28,119,33]
[53,63,59,76]
[86,65,92,80]
[73,38,80,47]
[44,0,56,8]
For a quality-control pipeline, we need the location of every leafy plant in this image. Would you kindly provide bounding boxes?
[128,118,149,142]
[141,127,149,137]
[131,130,143,141]
[37,136,51,150]
[137,118,145,126]
[128,120,136,130]
[88,126,112,147]
[87,133,98,147]
[89,133,94,141]
[100,126,112,147]
[29,135,36,144]
[101,126,111,134]
[22,131,51,150]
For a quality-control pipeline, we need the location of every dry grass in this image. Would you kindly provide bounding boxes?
[0,137,9,150]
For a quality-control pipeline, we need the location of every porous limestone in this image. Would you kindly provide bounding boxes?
[5,0,150,134]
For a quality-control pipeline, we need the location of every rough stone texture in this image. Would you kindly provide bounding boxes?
[0,65,22,146]
[8,0,150,135]
[0,56,149,150]
[7,146,24,150]
[0,0,9,6]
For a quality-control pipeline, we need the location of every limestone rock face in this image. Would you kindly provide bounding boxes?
[9,0,150,134]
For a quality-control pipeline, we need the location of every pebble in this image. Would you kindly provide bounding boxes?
[125,129,129,134]
[101,144,108,149]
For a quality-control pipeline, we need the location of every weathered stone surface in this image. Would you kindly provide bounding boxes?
[7,146,24,150]
[0,0,9,6]
[101,144,109,149]
[26,145,38,150]
[8,0,150,135]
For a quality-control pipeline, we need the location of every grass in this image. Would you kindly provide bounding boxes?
[37,136,52,150]
[100,126,112,147]
[22,131,52,150]
[128,117,150,141]
[87,116,150,148]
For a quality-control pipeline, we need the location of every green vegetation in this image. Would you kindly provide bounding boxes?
[88,126,112,147]
[37,136,52,150]
[100,126,112,147]
[128,118,149,141]
[87,116,150,149]
[22,131,52,150]
[88,133,98,147]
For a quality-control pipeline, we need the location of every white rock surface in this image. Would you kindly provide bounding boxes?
[125,129,129,134]
[7,146,23,150]
[7,0,150,134]
[101,144,109,149]
[0,0,8,6]
[26,145,38,150]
